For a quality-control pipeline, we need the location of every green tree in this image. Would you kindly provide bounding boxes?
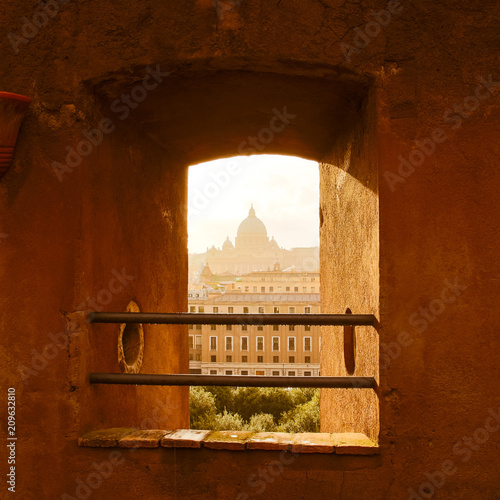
[203,386,234,413]
[244,413,275,432]
[212,410,244,431]
[190,386,217,429]
[231,387,306,422]
[190,386,320,432]
[277,390,320,433]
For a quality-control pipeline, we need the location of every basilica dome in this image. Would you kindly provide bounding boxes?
[237,205,267,237]
[235,205,269,250]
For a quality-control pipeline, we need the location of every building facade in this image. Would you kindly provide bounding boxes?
[188,268,321,377]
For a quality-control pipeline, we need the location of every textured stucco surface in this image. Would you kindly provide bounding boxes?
[1,0,499,498]
[320,88,380,441]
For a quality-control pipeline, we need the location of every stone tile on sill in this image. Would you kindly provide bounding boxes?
[78,428,137,448]
[119,430,170,448]
[291,433,335,453]
[247,432,294,451]
[203,431,254,450]
[78,429,379,455]
[161,429,211,449]
[331,433,378,455]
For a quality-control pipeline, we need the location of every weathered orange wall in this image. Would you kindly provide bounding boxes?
[1,0,499,498]
[320,88,380,440]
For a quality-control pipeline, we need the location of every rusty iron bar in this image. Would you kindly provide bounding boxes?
[88,312,376,326]
[89,373,376,389]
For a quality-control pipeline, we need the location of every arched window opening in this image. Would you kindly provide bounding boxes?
[188,154,322,432]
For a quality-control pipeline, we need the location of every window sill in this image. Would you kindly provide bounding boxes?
[78,428,378,455]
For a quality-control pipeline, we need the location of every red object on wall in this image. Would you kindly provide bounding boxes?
[0,92,31,178]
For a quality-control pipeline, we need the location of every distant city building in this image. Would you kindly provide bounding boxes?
[188,266,321,377]
[189,205,319,279]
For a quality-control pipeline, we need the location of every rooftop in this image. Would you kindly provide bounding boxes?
[203,293,320,303]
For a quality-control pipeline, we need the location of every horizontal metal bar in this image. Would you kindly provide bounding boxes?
[89,373,376,389]
[88,312,376,326]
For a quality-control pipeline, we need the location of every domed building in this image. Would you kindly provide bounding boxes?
[222,236,234,251]
[189,205,319,277]
[235,205,269,250]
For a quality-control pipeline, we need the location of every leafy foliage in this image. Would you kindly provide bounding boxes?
[276,390,320,433]
[189,386,217,430]
[246,412,275,432]
[212,409,244,431]
[203,386,234,414]
[190,386,320,433]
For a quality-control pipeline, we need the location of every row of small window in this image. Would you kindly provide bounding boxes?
[189,324,312,331]
[242,277,317,283]
[197,355,313,364]
[189,306,312,313]
[188,336,314,351]
[210,370,313,376]
[189,336,317,351]
[189,336,319,352]
[242,286,317,293]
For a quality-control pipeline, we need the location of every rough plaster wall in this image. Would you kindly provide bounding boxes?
[376,64,500,498]
[319,89,379,441]
[73,124,189,433]
[0,90,189,497]
[0,0,499,498]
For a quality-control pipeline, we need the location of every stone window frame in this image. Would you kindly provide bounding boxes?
[272,336,280,351]
[240,336,248,351]
[209,336,217,351]
[303,336,312,351]
[256,336,264,351]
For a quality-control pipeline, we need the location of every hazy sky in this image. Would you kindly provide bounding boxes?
[188,155,320,254]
